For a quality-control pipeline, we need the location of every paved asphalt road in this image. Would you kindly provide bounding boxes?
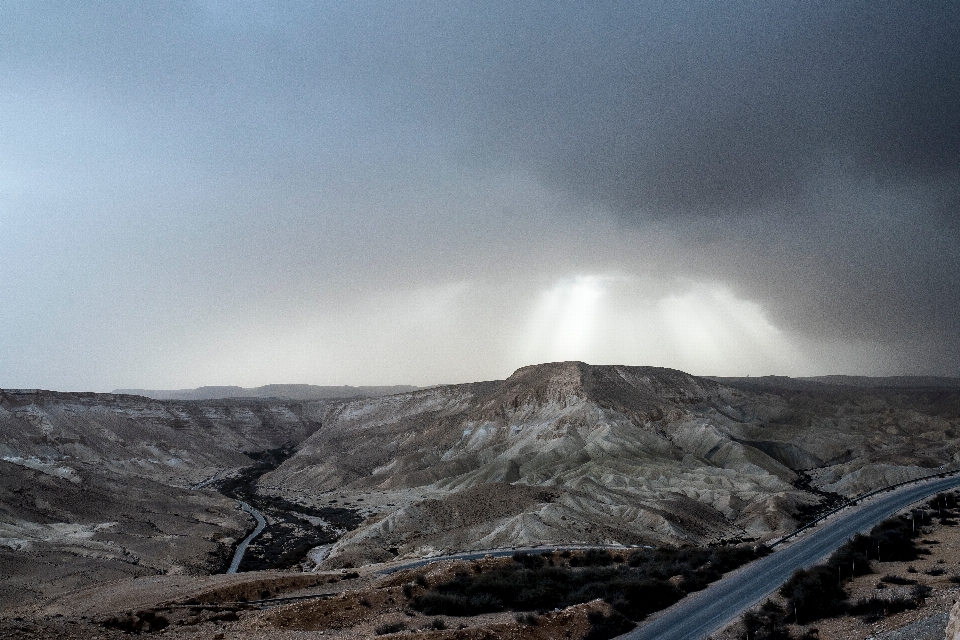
[227,499,267,574]
[622,474,960,640]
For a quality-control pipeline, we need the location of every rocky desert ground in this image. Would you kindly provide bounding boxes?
[2,363,960,637]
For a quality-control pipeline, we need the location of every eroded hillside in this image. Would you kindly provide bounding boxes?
[0,390,331,610]
[2,365,959,614]
[259,363,960,568]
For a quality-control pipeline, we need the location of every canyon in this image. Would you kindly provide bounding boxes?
[2,363,959,636]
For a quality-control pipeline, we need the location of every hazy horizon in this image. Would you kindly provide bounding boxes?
[3,3,958,391]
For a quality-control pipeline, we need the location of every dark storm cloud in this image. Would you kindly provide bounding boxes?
[382,1,960,372]
[401,1,960,216]
[328,1,959,371]
[3,1,959,388]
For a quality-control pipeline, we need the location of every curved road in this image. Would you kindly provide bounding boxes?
[622,474,960,640]
[227,500,267,574]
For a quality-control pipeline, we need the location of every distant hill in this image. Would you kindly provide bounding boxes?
[5,361,960,599]
[113,383,421,401]
[800,375,960,388]
[710,374,960,392]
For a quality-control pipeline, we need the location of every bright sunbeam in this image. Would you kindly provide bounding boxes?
[656,285,807,375]
[520,275,812,375]
[523,275,606,362]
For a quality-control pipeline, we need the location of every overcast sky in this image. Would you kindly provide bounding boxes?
[2,1,958,391]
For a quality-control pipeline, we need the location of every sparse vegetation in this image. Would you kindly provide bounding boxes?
[375,621,407,635]
[880,574,917,585]
[779,566,848,623]
[743,600,792,640]
[584,610,635,640]
[847,594,916,622]
[515,612,539,625]
[738,503,956,639]
[427,617,447,630]
[101,610,170,633]
[412,545,763,622]
[777,510,929,624]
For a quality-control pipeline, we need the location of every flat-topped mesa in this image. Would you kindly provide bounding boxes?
[486,362,723,419]
[493,361,589,408]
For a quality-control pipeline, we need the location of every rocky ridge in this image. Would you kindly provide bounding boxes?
[260,363,960,568]
[0,389,333,611]
[2,363,959,610]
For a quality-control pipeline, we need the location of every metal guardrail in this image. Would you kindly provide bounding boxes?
[767,463,960,549]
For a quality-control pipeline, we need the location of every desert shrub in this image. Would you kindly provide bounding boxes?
[868,517,922,562]
[928,493,957,511]
[413,592,504,616]
[742,600,792,640]
[375,621,406,635]
[826,533,873,580]
[412,564,685,621]
[949,575,960,584]
[570,548,615,567]
[926,567,945,576]
[415,574,429,587]
[880,574,917,585]
[101,610,170,633]
[513,551,547,568]
[848,595,916,622]
[910,584,932,601]
[427,617,446,630]
[515,612,539,625]
[412,544,760,622]
[607,578,685,620]
[779,566,848,623]
[584,610,635,640]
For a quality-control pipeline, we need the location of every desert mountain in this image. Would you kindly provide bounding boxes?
[2,363,959,611]
[113,384,421,401]
[0,389,330,608]
[261,362,960,568]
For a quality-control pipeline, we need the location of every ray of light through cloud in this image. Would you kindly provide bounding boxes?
[521,275,825,377]
[2,2,958,389]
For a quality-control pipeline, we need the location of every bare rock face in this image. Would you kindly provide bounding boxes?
[946,599,960,640]
[0,389,324,487]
